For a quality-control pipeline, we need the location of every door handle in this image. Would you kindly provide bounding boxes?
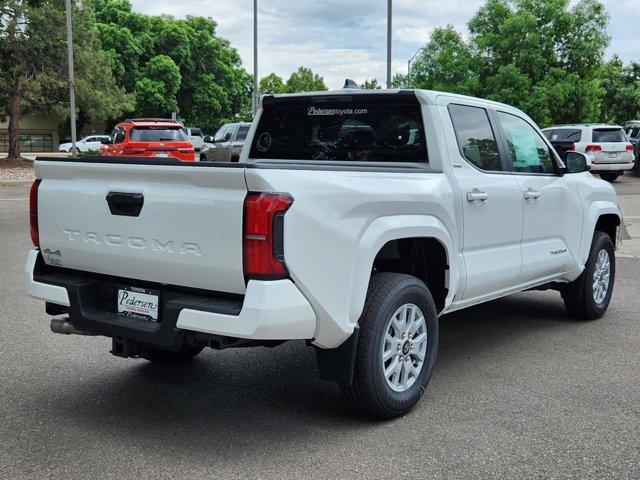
[466,190,489,202]
[523,189,541,200]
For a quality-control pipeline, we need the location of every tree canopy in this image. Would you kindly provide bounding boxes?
[284,67,328,93]
[259,67,328,96]
[406,0,639,126]
[92,0,252,131]
[0,0,132,158]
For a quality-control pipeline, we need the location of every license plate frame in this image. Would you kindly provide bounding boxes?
[155,152,169,158]
[116,285,160,322]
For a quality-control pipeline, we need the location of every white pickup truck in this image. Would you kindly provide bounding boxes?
[25,89,621,418]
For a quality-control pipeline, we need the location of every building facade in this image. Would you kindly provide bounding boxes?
[0,114,61,153]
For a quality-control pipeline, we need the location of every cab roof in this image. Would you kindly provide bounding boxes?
[261,88,525,116]
[123,118,183,128]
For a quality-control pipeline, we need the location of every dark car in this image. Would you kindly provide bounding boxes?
[622,121,640,170]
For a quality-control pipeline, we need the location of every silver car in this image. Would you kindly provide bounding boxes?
[543,124,635,182]
[200,123,251,162]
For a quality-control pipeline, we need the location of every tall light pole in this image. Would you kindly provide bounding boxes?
[386,0,392,89]
[65,0,77,155]
[407,47,424,88]
[252,0,258,115]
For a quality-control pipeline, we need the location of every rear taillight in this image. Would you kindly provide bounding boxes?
[29,179,41,247]
[123,147,145,154]
[243,192,293,279]
[626,143,634,152]
[585,144,602,153]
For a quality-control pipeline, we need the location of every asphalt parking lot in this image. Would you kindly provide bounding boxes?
[1,176,639,479]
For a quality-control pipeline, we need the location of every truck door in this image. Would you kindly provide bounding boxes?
[494,111,583,283]
[444,103,524,301]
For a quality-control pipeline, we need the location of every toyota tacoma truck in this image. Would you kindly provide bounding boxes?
[25,89,621,418]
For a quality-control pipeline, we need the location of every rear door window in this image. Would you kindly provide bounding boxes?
[250,94,428,163]
[448,104,504,171]
[592,128,626,143]
[130,128,188,142]
[553,129,582,142]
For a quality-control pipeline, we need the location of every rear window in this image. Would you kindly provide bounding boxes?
[250,94,428,163]
[237,125,250,141]
[189,128,202,137]
[549,128,582,142]
[592,128,626,143]
[130,128,188,142]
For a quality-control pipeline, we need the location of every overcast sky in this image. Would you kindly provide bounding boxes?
[130,0,639,89]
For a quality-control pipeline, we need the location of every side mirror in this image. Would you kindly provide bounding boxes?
[222,132,232,142]
[565,151,590,174]
[203,135,213,143]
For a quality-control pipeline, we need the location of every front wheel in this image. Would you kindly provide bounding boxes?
[600,172,621,182]
[562,231,615,319]
[340,273,438,418]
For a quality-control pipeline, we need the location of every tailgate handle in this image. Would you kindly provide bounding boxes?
[106,192,144,217]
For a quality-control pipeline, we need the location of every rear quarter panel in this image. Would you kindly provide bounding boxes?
[245,167,458,348]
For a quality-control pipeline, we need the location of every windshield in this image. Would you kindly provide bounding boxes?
[250,94,428,163]
[130,128,188,142]
[592,128,626,143]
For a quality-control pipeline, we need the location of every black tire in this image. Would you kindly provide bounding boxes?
[199,154,207,162]
[340,273,438,419]
[600,172,621,182]
[141,344,204,365]
[562,231,615,320]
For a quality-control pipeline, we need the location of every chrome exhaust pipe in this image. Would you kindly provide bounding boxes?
[50,315,92,335]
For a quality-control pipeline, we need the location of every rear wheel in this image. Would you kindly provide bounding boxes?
[141,344,204,365]
[562,231,615,319]
[600,172,621,182]
[340,273,438,418]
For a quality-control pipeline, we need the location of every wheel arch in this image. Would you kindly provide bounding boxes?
[349,215,457,325]
[579,202,621,267]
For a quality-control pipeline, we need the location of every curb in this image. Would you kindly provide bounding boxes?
[0,180,33,187]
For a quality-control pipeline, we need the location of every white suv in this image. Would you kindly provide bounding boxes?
[543,124,635,182]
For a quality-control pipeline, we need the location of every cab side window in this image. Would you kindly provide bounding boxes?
[496,112,556,174]
[449,104,504,172]
[112,127,125,144]
[214,125,229,142]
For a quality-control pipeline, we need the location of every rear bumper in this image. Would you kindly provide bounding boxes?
[590,162,634,172]
[24,250,316,349]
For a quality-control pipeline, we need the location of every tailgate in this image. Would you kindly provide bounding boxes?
[35,159,248,294]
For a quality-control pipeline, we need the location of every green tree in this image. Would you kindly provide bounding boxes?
[134,55,181,117]
[0,0,131,159]
[468,0,610,125]
[92,1,252,132]
[600,58,640,124]
[259,73,286,94]
[360,78,381,89]
[285,67,328,93]
[409,26,481,96]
